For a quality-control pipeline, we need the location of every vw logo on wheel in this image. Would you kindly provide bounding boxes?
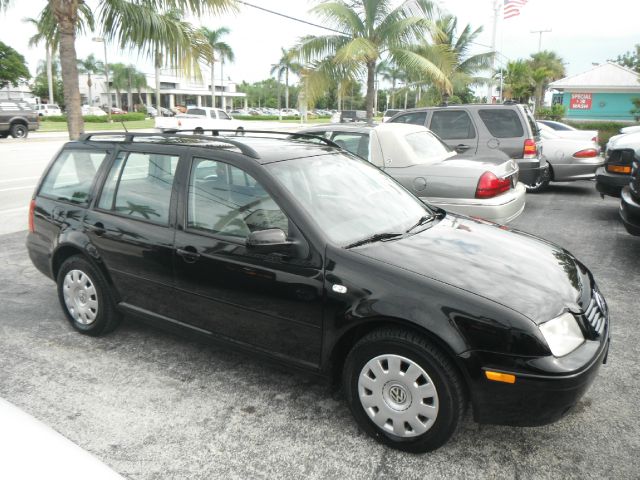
[389,385,407,404]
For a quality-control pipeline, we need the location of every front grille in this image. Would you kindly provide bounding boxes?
[583,291,607,337]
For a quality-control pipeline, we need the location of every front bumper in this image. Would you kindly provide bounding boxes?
[424,182,526,224]
[460,322,610,427]
[620,186,640,236]
[595,167,630,198]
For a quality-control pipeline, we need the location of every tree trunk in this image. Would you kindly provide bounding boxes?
[52,0,83,139]
[365,61,375,121]
[115,89,121,109]
[46,46,54,104]
[285,68,289,110]
[220,59,225,110]
[391,78,396,109]
[87,74,92,106]
[155,51,161,110]
[210,56,216,108]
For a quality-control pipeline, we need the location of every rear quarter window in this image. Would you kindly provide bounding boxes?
[39,149,108,205]
[478,109,524,138]
[390,111,427,126]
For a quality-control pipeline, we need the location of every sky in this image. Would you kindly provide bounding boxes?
[0,0,638,88]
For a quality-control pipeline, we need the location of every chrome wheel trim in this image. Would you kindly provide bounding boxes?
[62,269,99,325]
[358,354,439,438]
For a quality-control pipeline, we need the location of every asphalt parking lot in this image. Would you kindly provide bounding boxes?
[1,177,639,479]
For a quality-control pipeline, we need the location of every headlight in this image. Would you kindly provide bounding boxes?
[539,312,585,357]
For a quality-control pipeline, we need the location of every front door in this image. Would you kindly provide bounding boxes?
[173,155,324,368]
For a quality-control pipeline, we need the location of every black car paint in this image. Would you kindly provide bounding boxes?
[619,154,640,235]
[596,147,636,198]
[27,135,609,427]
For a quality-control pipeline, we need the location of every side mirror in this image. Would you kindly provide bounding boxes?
[246,229,294,254]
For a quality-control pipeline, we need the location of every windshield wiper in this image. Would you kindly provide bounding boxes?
[405,214,435,234]
[345,232,403,249]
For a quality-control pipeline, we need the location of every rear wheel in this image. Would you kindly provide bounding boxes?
[10,123,28,139]
[56,256,121,336]
[343,328,465,452]
[525,164,551,193]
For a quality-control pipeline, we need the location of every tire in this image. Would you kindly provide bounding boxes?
[10,123,28,139]
[56,255,121,336]
[343,328,465,453]
[525,164,551,193]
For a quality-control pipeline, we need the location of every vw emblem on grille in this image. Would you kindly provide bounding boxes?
[389,385,407,404]
[594,290,607,315]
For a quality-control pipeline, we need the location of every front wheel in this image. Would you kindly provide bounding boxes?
[10,123,28,139]
[56,256,121,336]
[343,328,465,453]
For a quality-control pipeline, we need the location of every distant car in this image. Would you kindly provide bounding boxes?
[382,109,403,122]
[298,122,525,224]
[280,108,300,117]
[389,104,546,189]
[81,105,107,117]
[534,123,603,192]
[108,107,125,115]
[0,100,39,138]
[537,120,598,143]
[330,110,367,123]
[155,106,244,133]
[34,103,62,117]
[0,398,124,479]
[596,132,640,198]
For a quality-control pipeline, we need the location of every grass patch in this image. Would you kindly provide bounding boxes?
[39,119,154,132]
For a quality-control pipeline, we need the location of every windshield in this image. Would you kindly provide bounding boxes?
[404,131,454,163]
[267,154,433,246]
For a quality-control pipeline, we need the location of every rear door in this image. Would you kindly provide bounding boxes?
[84,144,182,319]
[475,107,526,159]
[427,109,479,154]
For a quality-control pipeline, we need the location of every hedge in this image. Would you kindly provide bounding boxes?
[232,114,332,121]
[40,112,147,123]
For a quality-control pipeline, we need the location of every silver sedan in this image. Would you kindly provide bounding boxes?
[534,122,604,192]
[298,123,526,224]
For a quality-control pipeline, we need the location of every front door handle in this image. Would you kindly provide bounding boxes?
[177,247,200,263]
[86,222,105,236]
[455,144,471,153]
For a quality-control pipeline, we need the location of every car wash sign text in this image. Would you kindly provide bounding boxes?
[570,93,592,110]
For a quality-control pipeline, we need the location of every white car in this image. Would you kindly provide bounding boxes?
[81,105,107,116]
[155,106,244,133]
[34,104,62,117]
[0,398,123,479]
[537,120,598,143]
[535,125,604,191]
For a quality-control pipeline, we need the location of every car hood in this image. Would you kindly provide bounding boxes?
[352,214,591,324]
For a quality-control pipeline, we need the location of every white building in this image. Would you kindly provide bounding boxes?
[79,67,247,111]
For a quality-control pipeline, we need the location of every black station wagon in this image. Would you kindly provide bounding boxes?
[27,131,610,452]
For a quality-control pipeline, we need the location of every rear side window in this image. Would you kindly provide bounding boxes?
[40,149,108,205]
[98,151,178,225]
[430,110,476,139]
[331,132,369,159]
[391,111,427,126]
[478,109,524,138]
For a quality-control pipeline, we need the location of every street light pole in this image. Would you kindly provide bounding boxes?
[92,37,111,123]
[531,29,552,52]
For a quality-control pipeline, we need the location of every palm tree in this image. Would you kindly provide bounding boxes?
[109,63,128,110]
[2,0,235,139]
[77,54,103,106]
[132,71,150,109]
[501,60,533,103]
[199,26,233,108]
[299,0,447,121]
[270,48,299,111]
[217,44,234,110]
[528,50,565,109]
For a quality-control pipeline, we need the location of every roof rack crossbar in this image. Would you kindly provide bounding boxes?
[166,128,340,149]
[78,131,261,159]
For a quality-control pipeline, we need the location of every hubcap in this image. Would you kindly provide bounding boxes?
[63,269,99,325]
[358,354,439,438]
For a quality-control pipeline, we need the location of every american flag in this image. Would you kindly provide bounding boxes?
[504,0,528,19]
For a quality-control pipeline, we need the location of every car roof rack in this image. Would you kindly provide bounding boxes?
[78,131,261,159]
[163,128,340,149]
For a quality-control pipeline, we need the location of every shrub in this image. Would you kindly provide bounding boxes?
[536,104,565,120]
[39,112,147,123]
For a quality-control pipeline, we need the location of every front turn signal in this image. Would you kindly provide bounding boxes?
[485,371,516,384]
[606,164,632,174]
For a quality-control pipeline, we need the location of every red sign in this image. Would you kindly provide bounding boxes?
[570,93,592,110]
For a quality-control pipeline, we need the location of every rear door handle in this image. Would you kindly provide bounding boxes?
[455,144,471,152]
[177,247,200,263]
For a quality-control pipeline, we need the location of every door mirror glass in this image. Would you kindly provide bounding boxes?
[246,228,292,254]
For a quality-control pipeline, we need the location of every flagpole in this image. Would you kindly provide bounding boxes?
[488,0,501,103]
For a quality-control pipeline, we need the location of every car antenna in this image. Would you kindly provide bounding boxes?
[120,120,128,132]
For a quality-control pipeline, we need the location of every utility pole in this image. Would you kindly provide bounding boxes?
[531,29,552,52]
[488,0,501,103]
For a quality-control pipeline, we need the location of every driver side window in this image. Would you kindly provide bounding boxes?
[187,158,288,238]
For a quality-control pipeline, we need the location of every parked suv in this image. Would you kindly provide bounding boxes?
[0,100,39,138]
[389,104,546,190]
[27,131,609,452]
